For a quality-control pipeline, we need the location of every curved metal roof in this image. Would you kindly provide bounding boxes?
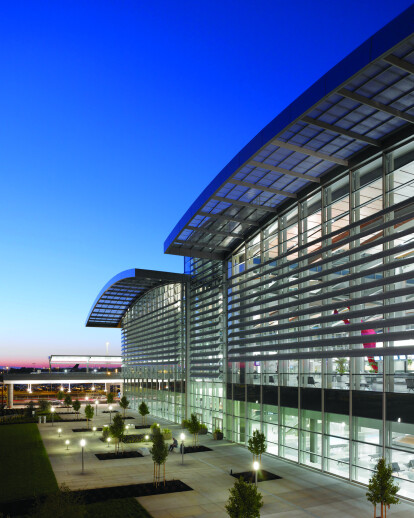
[164,4,414,260]
[86,268,189,328]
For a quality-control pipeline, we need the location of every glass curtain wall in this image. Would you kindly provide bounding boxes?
[186,257,226,433]
[122,282,186,423]
[227,141,414,498]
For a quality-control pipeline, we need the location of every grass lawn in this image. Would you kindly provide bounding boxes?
[0,424,58,503]
[0,424,153,517]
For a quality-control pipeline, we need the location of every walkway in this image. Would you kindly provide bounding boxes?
[38,405,414,518]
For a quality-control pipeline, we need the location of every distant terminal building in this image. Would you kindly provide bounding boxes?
[87,7,414,499]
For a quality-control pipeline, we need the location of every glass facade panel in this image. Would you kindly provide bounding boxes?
[120,142,414,500]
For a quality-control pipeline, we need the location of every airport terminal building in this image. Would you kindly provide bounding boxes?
[87,7,414,498]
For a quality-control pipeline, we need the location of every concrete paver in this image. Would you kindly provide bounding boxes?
[38,404,414,517]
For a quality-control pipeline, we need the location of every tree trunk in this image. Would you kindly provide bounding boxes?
[163,462,166,487]
[381,502,383,518]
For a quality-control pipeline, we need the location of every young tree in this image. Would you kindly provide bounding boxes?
[72,399,81,420]
[56,390,65,404]
[151,428,168,487]
[109,413,125,454]
[139,401,149,425]
[366,458,400,518]
[187,413,201,446]
[84,404,94,429]
[106,392,114,405]
[64,394,72,413]
[39,400,50,413]
[26,400,36,417]
[247,430,267,463]
[225,476,263,518]
[119,396,130,418]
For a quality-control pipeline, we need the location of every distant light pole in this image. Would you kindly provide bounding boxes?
[180,433,185,465]
[65,439,70,450]
[253,461,259,487]
[51,406,55,427]
[108,405,113,424]
[57,427,62,437]
[92,426,97,435]
[80,439,86,474]
[106,437,111,448]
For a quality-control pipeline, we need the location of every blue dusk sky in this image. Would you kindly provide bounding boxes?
[0,0,412,366]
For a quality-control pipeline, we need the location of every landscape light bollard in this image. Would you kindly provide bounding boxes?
[253,461,259,487]
[57,427,62,437]
[65,439,70,450]
[80,439,86,474]
[145,435,149,441]
[109,405,113,424]
[51,406,55,427]
[107,437,111,448]
[180,433,185,465]
[92,426,97,435]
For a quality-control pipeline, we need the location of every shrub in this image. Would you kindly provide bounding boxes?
[225,476,263,518]
[150,422,160,434]
[182,419,190,429]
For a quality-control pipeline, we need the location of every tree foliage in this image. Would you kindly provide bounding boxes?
[247,430,267,462]
[106,392,115,405]
[38,400,50,413]
[25,401,35,417]
[119,396,130,418]
[225,476,263,518]
[187,413,201,446]
[366,458,399,518]
[109,413,125,454]
[151,428,168,487]
[84,404,94,429]
[139,401,149,425]
[72,399,81,420]
[56,390,65,402]
[64,394,72,409]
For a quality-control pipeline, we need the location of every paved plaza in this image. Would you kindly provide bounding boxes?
[38,404,414,518]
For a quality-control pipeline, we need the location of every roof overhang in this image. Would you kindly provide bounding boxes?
[86,268,189,328]
[164,5,414,260]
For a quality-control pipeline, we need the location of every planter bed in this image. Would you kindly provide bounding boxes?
[58,417,87,422]
[72,427,103,432]
[134,424,150,429]
[74,480,192,501]
[181,445,212,454]
[121,416,135,419]
[102,410,119,413]
[1,481,192,516]
[122,434,146,443]
[95,451,143,460]
[230,470,281,483]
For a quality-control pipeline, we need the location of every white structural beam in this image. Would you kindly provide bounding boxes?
[227,178,297,198]
[338,88,414,124]
[186,225,242,239]
[249,160,321,183]
[383,54,414,75]
[212,195,279,213]
[197,211,260,226]
[271,139,349,166]
[302,116,381,147]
